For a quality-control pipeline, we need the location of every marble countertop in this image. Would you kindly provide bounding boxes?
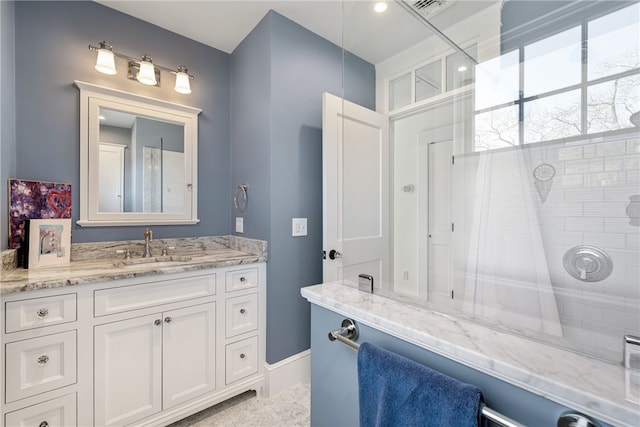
[301,282,640,427]
[0,236,267,295]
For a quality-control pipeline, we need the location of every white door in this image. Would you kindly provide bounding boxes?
[163,303,216,409]
[98,143,125,212]
[94,314,162,426]
[322,93,390,289]
[427,139,454,306]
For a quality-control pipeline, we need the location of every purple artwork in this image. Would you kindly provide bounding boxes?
[8,179,72,249]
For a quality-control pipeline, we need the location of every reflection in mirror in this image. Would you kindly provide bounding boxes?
[76,81,201,226]
[98,108,185,213]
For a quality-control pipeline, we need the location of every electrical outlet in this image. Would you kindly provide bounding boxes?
[235,217,244,233]
[292,218,307,237]
[403,270,409,280]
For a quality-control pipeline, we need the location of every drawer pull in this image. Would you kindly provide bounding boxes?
[240,277,246,282]
[39,422,49,427]
[240,308,246,314]
[37,355,50,365]
[164,317,172,324]
[240,353,246,359]
[154,319,162,326]
[36,308,49,318]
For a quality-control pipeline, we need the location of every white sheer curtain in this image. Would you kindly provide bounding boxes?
[463,148,563,337]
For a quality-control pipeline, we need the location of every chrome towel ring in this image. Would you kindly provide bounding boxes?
[234,183,248,213]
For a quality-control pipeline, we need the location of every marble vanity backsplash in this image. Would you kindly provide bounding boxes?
[1,249,17,273]
[69,235,267,262]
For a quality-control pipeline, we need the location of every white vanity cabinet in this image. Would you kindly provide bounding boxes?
[1,262,266,427]
[1,291,79,427]
[94,303,216,426]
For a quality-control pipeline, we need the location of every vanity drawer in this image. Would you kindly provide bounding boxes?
[5,331,77,403]
[225,336,258,384]
[5,393,76,427]
[94,273,216,317]
[225,293,258,338]
[225,268,258,292]
[5,293,77,333]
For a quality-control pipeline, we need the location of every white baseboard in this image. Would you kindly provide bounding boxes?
[263,349,310,398]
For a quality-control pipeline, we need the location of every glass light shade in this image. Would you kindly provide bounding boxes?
[174,71,191,94]
[137,59,157,85]
[95,48,117,75]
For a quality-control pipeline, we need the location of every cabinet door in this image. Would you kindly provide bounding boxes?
[94,314,162,426]
[162,303,216,409]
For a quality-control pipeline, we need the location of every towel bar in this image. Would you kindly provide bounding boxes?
[328,320,525,427]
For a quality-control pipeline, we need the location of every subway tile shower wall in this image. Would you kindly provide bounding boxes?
[530,133,639,361]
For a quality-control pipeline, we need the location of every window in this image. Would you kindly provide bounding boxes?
[474,3,640,151]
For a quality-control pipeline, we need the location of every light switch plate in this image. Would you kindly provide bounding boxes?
[292,218,307,237]
[236,217,244,233]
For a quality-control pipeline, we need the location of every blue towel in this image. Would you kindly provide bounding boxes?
[357,342,483,427]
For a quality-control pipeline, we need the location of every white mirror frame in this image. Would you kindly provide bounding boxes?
[75,81,201,226]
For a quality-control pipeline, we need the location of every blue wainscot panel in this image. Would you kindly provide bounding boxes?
[309,304,615,427]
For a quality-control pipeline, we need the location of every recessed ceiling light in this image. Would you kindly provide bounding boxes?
[374,2,388,13]
[457,65,468,72]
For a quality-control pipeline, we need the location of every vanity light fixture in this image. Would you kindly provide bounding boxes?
[94,42,117,75]
[137,55,157,86]
[174,66,192,94]
[88,41,195,94]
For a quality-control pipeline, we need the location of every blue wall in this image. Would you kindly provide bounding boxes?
[11,1,231,244]
[231,11,375,363]
[310,304,614,427]
[0,0,16,251]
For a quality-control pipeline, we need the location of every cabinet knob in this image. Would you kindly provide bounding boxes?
[240,353,246,359]
[240,308,246,314]
[240,277,246,282]
[39,422,49,427]
[37,355,50,365]
[36,308,49,318]
[154,319,162,326]
[164,317,172,324]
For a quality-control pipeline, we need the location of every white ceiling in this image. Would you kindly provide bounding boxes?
[96,1,496,65]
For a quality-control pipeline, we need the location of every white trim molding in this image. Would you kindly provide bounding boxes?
[262,350,310,398]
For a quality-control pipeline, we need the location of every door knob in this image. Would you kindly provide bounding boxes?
[328,249,342,260]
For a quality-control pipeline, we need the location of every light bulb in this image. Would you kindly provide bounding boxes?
[374,2,388,13]
[174,66,191,94]
[94,42,117,75]
[137,55,157,85]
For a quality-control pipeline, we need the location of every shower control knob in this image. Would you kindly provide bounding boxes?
[328,249,342,260]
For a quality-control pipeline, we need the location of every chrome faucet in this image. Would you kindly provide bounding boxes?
[143,228,153,258]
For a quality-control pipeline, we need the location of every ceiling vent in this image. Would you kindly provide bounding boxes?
[407,0,456,18]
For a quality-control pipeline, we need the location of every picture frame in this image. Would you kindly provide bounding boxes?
[24,218,72,269]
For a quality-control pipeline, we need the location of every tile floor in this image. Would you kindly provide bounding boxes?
[168,382,310,427]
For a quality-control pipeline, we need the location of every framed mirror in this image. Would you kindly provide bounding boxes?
[75,81,201,226]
